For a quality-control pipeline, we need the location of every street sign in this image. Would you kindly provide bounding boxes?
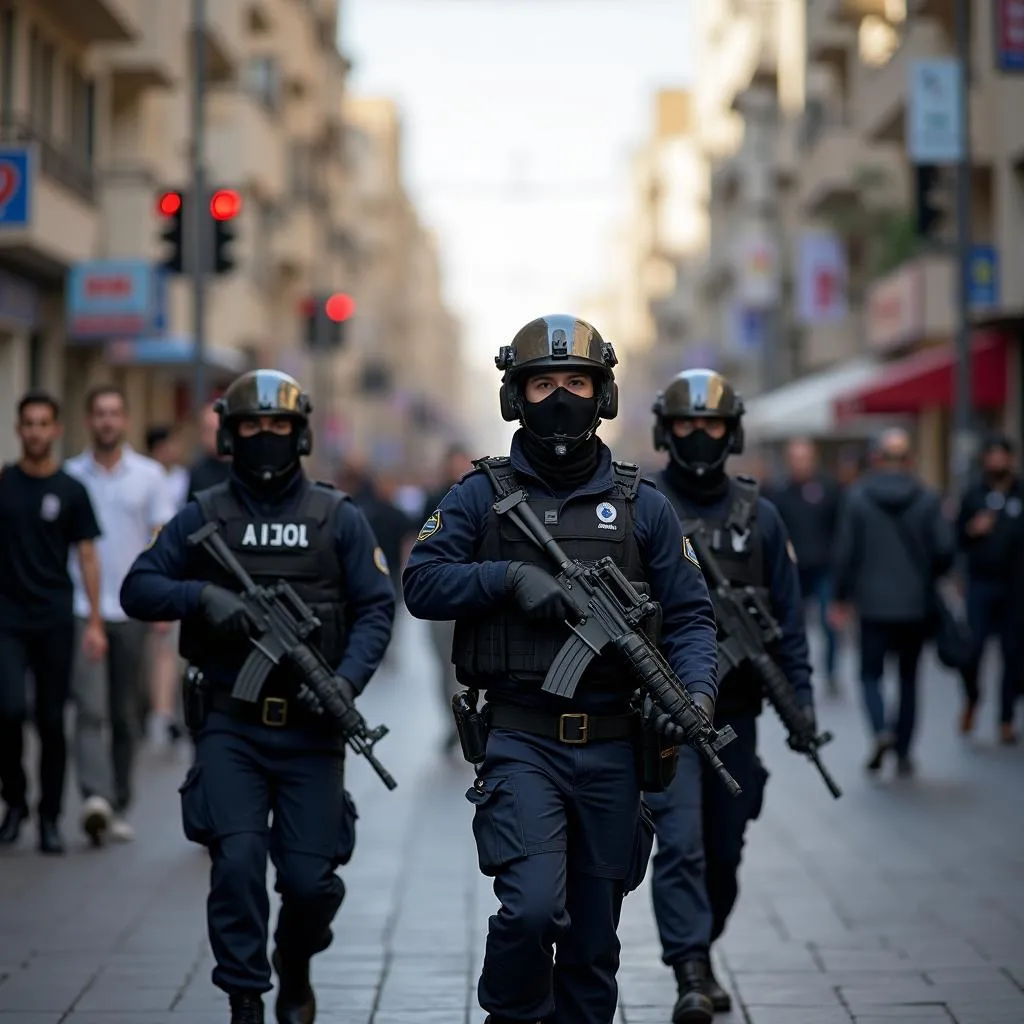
[994,0,1024,72]
[0,145,35,228]
[66,259,167,339]
[907,58,963,164]
[795,231,848,326]
[968,245,999,308]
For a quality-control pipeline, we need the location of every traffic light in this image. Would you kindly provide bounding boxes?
[157,190,185,274]
[211,188,241,274]
[303,292,354,349]
[914,165,944,239]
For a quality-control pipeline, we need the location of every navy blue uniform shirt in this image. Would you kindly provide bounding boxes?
[402,436,719,707]
[120,472,395,691]
[659,483,813,708]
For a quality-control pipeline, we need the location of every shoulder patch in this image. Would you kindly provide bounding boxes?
[146,525,163,550]
[417,509,443,542]
[373,546,390,574]
[786,539,798,564]
[682,535,701,568]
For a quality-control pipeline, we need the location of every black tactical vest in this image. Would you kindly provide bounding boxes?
[179,480,349,679]
[659,474,769,713]
[453,457,650,692]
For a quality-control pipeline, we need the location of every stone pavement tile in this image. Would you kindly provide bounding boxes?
[926,977,1024,1004]
[720,944,821,972]
[922,966,1019,985]
[66,1014,226,1024]
[944,1006,1024,1024]
[741,1008,852,1024]
[730,975,843,1006]
[0,975,95,1012]
[843,1009,951,1017]
[73,985,180,1012]
[839,977,943,1007]
[851,1016,951,1024]
[815,948,916,971]
[0,1015,62,1022]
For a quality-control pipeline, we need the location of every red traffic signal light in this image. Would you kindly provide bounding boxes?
[210,188,242,221]
[325,293,355,322]
[158,191,182,217]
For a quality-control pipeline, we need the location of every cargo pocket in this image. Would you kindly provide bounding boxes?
[465,776,528,876]
[333,789,359,867]
[624,800,656,894]
[748,757,770,822]
[178,763,216,847]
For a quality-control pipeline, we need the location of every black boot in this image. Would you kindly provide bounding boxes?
[272,948,315,1024]
[229,992,264,1024]
[37,818,65,856]
[671,960,714,1024]
[0,805,28,845]
[703,964,732,1013]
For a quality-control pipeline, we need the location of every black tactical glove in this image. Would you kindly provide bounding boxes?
[787,705,818,753]
[642,689,715,745]
[505,562,575,622]
[331,676,363,735]
[198,585,254,635]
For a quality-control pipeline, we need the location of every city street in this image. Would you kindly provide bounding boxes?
[1,615,1022,1024]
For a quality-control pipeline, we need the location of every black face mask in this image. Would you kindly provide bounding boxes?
[521,388,599,455]
[232,431,300,489]
[669,431,730,477]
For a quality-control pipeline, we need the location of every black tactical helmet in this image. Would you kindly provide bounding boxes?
[213,369,314,458]
[495,314,619,423]
[652,368,745,465]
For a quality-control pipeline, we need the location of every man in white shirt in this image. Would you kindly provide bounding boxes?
[66,386,176,844]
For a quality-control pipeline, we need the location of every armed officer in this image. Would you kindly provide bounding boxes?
[645,370,813,1022]
[120,370,395,1024]
[403,316,720,1024]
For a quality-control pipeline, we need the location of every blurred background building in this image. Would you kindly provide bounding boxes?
[597,0,1024,489]
[0,0,462,473]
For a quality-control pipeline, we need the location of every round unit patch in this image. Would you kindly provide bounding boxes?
[373,546,390,575]
[595,501,617,525]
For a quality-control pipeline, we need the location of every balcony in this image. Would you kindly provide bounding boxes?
[99,0,185,97]
[270,198,318,277]
[807,0,856,66]
[206,90,285,200]
[0,119,99,276]
[854,16,949,142]
[35,0,139,43]
[798,125,860,212]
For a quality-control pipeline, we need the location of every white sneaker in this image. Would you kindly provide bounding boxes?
[81,795,112,847]
[109,817,135,843]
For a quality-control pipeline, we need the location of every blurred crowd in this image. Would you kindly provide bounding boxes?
[1,381,1021,855]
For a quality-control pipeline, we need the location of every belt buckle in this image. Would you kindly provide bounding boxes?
[262,697,288,728]
[559,713,589,745]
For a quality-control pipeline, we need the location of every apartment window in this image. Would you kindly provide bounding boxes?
[244,55,280,112]
[0,6,14,121]
[67,68,95,168]
[289,142,315,198]
[28,29,55,135]
[28,332,44,388]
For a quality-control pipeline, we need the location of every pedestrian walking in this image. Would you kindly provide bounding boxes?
[121,370,395,1024]
[645,371,814,1021]
[404,315,720,1024]
[830,428,955,776]
[0,391,105,855]
[65,386,176,845]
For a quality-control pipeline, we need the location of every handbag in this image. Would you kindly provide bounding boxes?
[866,496,973,670]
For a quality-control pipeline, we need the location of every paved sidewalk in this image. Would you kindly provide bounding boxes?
[0,613,1022,1023]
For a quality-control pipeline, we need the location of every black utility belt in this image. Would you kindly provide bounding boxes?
[487,704,636,745]
[208,687,323,730]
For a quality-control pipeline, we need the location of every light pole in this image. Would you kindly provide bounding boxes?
[190,0,208,417]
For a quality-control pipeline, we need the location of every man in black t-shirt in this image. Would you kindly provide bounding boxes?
[0,391,105,855]
[186,401,230,500]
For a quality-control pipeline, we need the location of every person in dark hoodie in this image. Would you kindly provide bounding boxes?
[830,428,954,776]
[768,438,843,696]
[955,435,1021,744]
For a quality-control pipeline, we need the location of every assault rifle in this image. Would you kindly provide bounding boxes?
[685,529,842,799]
[478,461,741,797]
[186,521,397,790]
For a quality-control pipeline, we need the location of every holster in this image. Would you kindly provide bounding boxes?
[182,666,210,735]
[451,688,489,765]
[637,720,679,794]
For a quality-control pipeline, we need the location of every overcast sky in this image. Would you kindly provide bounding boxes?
[342,0,692,389]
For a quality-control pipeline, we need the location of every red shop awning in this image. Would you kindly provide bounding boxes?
[834,331,1009,420]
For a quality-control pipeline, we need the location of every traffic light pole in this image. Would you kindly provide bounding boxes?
[190,0,208,417]
[951,0,975,499]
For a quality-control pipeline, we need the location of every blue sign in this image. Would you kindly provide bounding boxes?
[0,146,34,228]
[907,58,963,164]
[66,259,166,339]
[994,0,1024,72]
[730,305,767,354]
[968,245,999,308]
